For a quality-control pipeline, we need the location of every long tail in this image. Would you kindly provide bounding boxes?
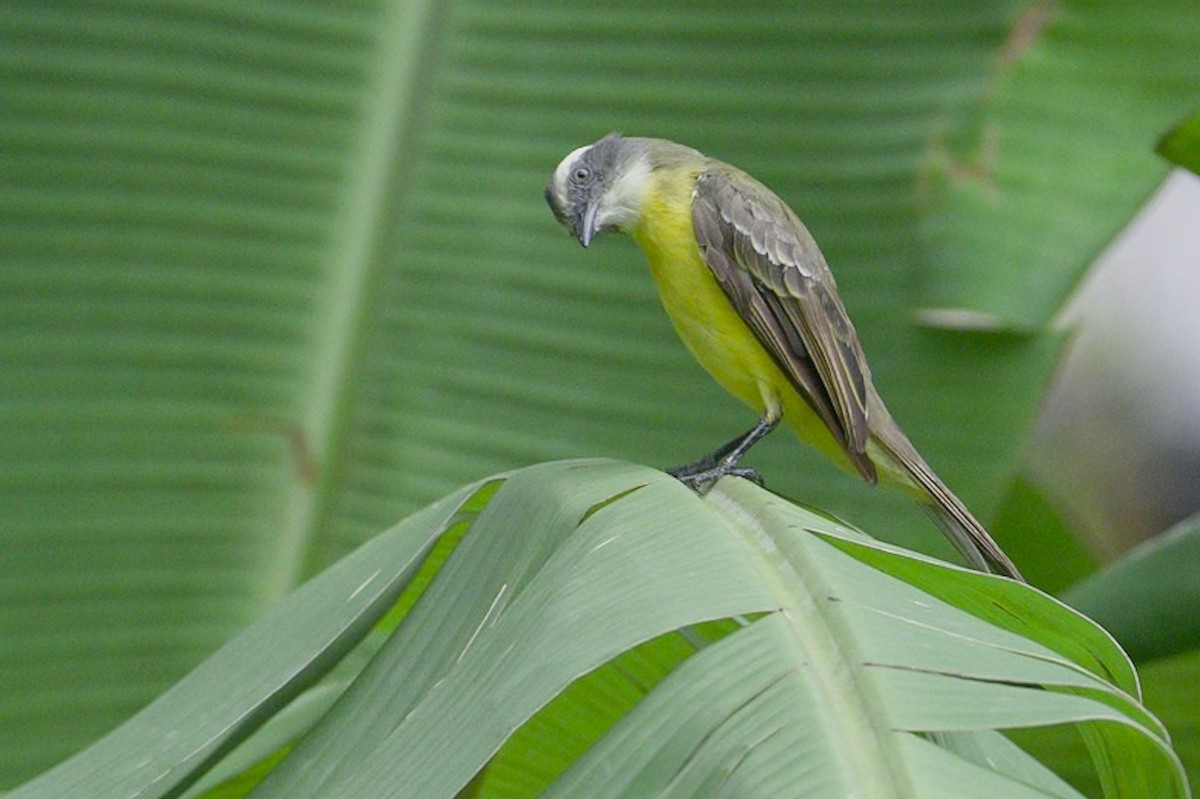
[869,406,1024,581]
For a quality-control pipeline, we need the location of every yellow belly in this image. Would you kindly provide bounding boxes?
[630,172,851,469]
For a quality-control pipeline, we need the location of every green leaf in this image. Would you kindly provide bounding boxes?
[991,475,1096,594]
[249,462,779,798]
[11,463,1187,798]
[4,483,480,799]
[537,617,1097,799]
[918,0,1200,328]
[1158,109,1200,174]
[1010,649,1200,796]
[1061,513,1200,663]
[4,0,1195,786]
[1141,651,1200,793]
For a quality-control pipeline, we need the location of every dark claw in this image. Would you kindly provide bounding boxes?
[667,416,778,494]
[666,461,710,480]
[728,465,765,486]
[667,461,766,494]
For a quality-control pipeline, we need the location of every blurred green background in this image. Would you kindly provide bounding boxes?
[1,0,1197,791]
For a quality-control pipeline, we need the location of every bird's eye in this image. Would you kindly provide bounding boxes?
[572,166,591,183]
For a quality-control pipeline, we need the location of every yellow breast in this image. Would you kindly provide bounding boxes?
[628,167,851,467]
[630,168,781,413]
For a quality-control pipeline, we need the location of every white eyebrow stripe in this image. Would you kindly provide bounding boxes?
[553,144,591,200]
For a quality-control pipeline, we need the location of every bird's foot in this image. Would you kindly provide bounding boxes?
[666,417,778,493]
[667,458,765,494]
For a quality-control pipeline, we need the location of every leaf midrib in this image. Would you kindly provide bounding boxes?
[268,0,444,596]
[705,480,914,797]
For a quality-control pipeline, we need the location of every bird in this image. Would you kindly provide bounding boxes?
[544,133,1023,581]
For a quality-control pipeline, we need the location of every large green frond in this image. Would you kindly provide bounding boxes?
[10,463,1186,799]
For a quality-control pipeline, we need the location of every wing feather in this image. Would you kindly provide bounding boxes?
[692,168,875,482]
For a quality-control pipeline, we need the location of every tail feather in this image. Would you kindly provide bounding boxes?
[869,408,1024,581]
[919,489,1023,581]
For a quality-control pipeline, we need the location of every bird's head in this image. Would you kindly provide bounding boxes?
[545,133,652,247]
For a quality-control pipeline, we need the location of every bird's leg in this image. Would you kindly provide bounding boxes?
[667,416,780,493]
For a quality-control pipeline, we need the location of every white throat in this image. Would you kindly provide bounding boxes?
[596,149,653,232]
